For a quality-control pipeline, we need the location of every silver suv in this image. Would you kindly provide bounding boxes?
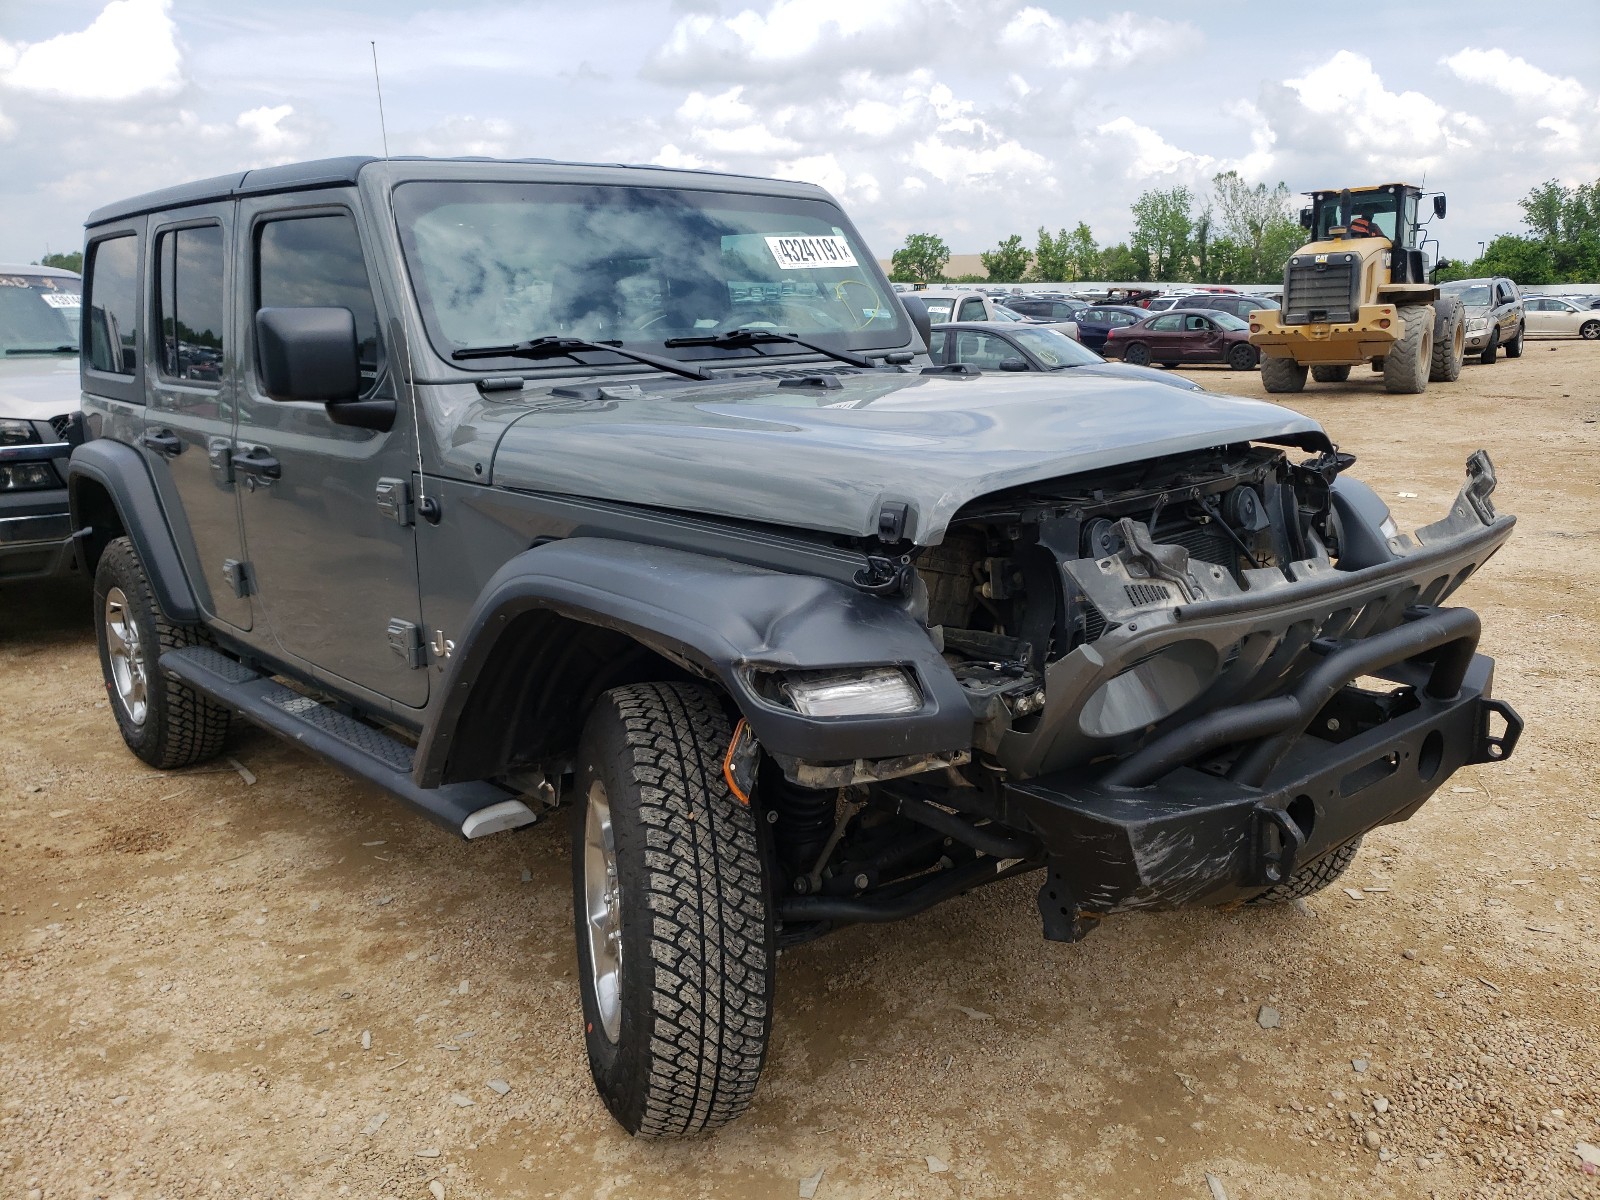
[1440,276,1524,363]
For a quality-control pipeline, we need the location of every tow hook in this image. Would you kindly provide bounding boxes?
[1253,804,1306,886]
[1037,861,1103,943]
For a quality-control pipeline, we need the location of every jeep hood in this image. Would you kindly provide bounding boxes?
[0,356,79,422]
[489,370,1330,544]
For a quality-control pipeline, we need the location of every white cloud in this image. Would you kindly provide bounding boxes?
[908,134,1050,186]
[651,143,717,171]
[1097,116,1215,179]
[0,0,183,101]
[1441,48,1588,111]
[999,9,1193,70]
[676,86,755,126]
[407,116,520,159]
[693,123,800,155]
[237,105,297,153]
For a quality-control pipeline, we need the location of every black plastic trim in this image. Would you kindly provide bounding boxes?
[66,438,199,621]
[413,537,973,787]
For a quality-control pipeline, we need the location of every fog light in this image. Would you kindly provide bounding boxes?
[781,667,922,717]
[0,462,57,490]
[1079,640,1219,739]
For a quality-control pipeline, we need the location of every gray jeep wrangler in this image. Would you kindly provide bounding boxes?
[69,156,1522,1137]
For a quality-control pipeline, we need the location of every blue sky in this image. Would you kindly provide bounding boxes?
[3,0,1598,266]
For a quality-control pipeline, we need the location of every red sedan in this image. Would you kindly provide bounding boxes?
[1103,309,1259,370]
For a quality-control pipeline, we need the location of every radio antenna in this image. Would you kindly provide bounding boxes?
[370,41,390,157]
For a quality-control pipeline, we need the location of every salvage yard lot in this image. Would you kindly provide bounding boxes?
[2,343,1598,1200]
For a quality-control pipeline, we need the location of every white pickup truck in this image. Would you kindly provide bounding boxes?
[917,290,1080,340]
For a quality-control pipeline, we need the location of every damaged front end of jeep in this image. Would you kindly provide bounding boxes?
[753,446,1521,944]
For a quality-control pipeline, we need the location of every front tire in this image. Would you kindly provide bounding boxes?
[93,537,231,770]
[1383,303,1433,393]
[1430,295,1465,381]
[1249,837,1362,904]
[1261,355,1307,393]
[1503,321,1523,358]
[1478,327,1499,365]
[571,682,775,1137]
[1581,320,1600,340]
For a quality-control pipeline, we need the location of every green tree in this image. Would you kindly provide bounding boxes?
[1031,227,1070,281]
[980,234,1031,283]
[1099,243,1146,281]
[1209,171,1299,283]
[1129,187,1193,281]
[1061,223,1100,281]
[890,233,951,285]
[35,251,83,274]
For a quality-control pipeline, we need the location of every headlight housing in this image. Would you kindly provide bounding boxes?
[1466,317,1487,332]
[0,462,59,490]
[0,418,37,446]
[775,667,923,717]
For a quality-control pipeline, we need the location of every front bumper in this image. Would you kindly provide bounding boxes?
[0,487,76,582]
[1249,305,1401,364]
[1465,327,1492,350]
[1002,614,1520,917]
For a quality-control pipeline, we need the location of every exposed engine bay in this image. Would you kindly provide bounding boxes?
[913,443,1345,737]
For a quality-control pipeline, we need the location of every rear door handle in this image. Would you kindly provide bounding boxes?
[143,429,183,457]
[231,447,281,480]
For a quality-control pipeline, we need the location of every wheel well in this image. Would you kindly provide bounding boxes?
[437,610,703,783]
[70,476,124,575]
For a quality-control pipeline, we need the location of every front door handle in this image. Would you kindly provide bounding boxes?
[231,447,281,480]
[143,429,183,457]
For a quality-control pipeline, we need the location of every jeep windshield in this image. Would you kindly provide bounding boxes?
[392,181,907,367]
[0,273,81,354]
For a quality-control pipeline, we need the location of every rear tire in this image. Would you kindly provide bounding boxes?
[1123,342,1151,366]
[1249,837,1362,904]
[1383,303,1432,393]
[93,537,231,770]
[1310,365,1351,383]
[1429,295,1465,381]
[571,682,775,1137]
[1478,328,1499,365]
[1503,321,1523,358]
[1226,343,1257,370]
[1260,355,1307,393]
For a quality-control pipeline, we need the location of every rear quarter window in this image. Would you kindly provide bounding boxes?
[86,234,140,375]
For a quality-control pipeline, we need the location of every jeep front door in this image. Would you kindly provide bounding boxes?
[233,201,429,708]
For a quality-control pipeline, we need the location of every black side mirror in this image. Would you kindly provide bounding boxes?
[998,357,1029,372]
[1300,206,1314,230]
[899,294,933,353]
[257,307,360,402]
[255,307,395,431]
[1433,194,1447,219]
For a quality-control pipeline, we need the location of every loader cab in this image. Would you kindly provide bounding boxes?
[1307,184,1431,252]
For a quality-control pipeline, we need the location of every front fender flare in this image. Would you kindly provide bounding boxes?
[414,538,972,787]
[67,439,199,623]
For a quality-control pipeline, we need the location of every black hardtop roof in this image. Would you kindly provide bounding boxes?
[86,155,828,227]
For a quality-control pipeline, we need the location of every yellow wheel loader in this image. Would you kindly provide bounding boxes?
[1249,183,1464,394]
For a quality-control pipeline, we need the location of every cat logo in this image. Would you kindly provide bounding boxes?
[1314,254,1328,264]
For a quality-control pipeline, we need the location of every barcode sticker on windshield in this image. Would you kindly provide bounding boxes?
[765,235,858,270]
[41,293,81,308]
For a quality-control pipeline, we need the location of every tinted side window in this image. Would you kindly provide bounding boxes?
[1149,314,1181,331]
[86,234,139,375]
[256,214,382,390]
[928,329,946,356]
[156,225,226,383]
[957,298,987,321]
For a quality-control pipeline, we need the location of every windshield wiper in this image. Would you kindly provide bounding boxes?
[450,336,713,382]
[663,328,877,369]
[5,345,76,355]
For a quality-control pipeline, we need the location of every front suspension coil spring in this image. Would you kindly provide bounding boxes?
[769,778,836,878]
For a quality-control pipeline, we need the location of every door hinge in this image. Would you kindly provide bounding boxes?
[221,559,254,598]
[375,477,413,527]
[386,619,427,669]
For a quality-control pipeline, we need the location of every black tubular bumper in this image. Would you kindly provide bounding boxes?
[1000,606,1521,915]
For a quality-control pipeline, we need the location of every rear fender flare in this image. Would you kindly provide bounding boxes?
[66,439,199,623]
[414,538,972,787]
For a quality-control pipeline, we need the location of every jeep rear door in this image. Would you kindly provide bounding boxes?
[232,196,429,709]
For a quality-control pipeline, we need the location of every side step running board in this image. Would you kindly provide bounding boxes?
[160,646,536,840]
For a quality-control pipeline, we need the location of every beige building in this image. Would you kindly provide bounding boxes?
[876,253,989,281]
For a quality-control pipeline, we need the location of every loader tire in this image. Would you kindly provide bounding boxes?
[1260,355,1307,393]
[1383,303,1433,393]
[1310,365,1351,383]
[1430,295,1465,382]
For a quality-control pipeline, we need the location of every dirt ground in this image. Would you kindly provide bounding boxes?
[3,341,1598,1200]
